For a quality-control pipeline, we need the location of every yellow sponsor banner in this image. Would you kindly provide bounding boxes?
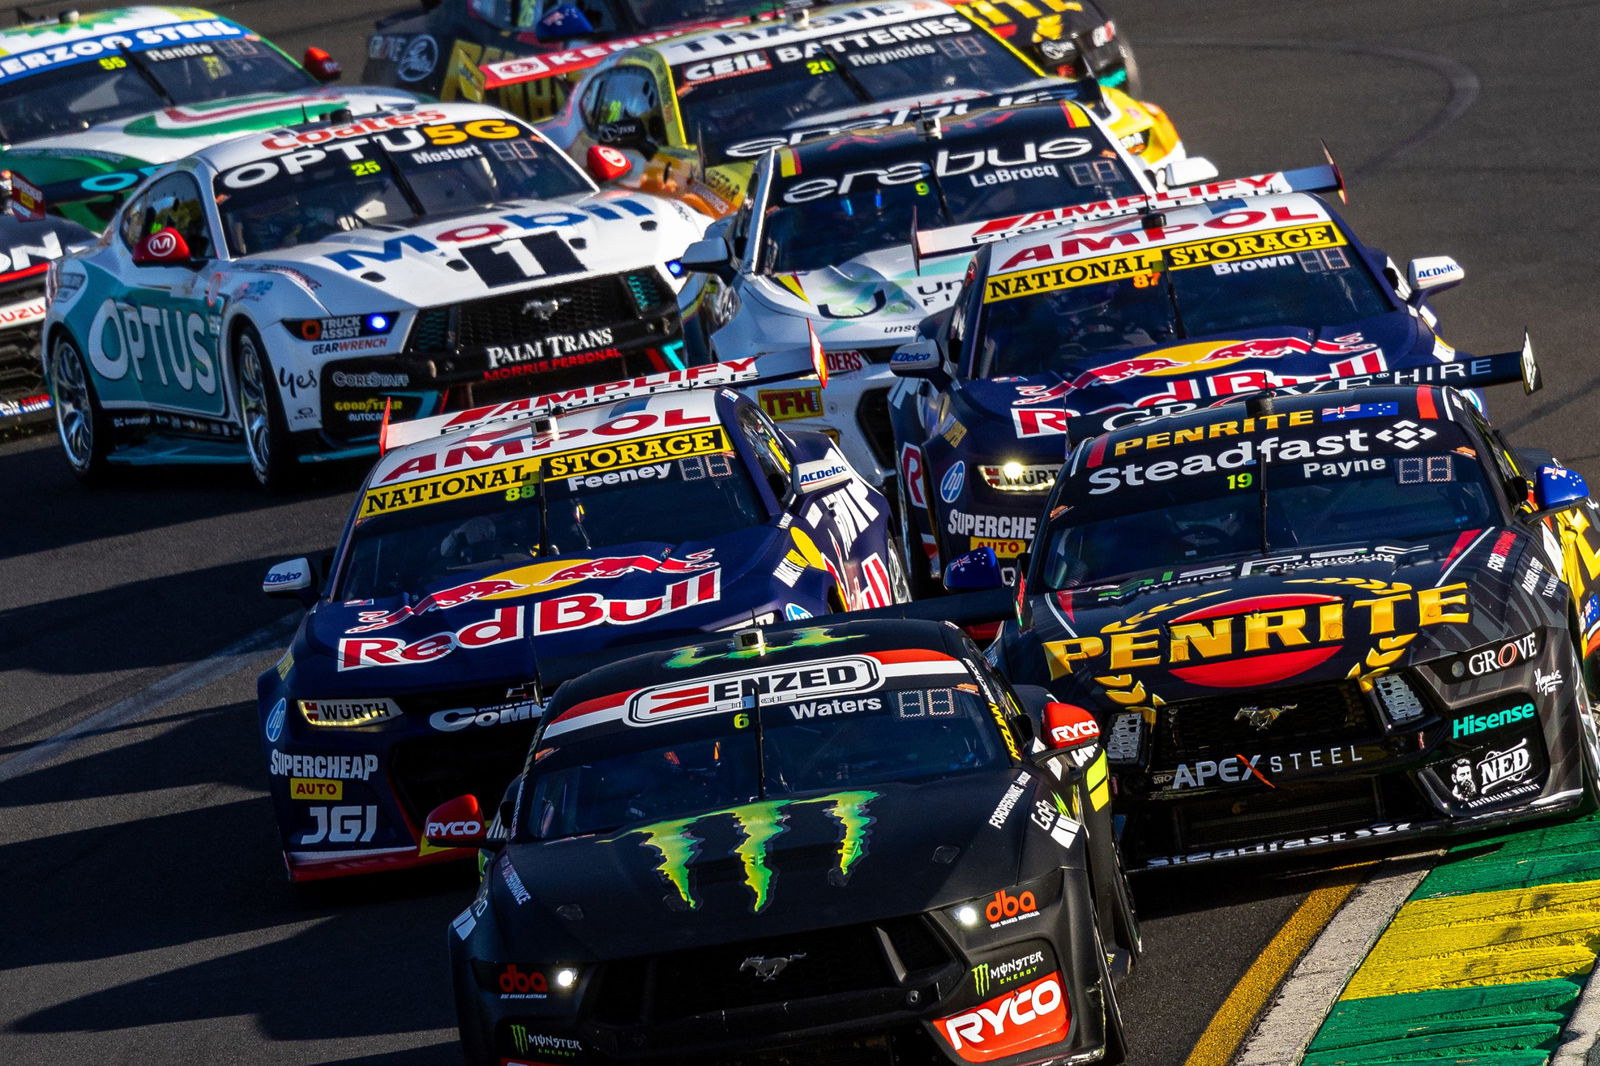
[983,223,1345,303]
[358,427,732,518]
[543,427,730,479]
[972,535,1028,558]
[289,778,343,801]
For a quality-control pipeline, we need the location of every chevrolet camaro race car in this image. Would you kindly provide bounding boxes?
[685,94,1203,486]
[889,169,1513,587]
[486,0,1186,218]
[432,617,1138,1066]
[987,384,1600,870]
[255,359,908,880]
[41,102,712,487]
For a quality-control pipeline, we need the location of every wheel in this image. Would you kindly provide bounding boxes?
[886,542,913,604]
[1113,33,1141,97]
[234,323,298,490]
[895,474,940,598]
[1095,925,1130,1066]
[45,330,114,483]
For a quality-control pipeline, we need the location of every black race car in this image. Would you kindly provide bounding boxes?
[987,384,1600,870]
[0,211,92,432]
[430,617,1139,1065]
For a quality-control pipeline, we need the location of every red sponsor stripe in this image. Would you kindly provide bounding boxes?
[549,690,629,726]
[1086,434,1109,469]
[0,263,48,284]
[1441,528,1481,569]
[867,649,960,665]
[1174,592,1339,623]
[1416,387,1438,420]
[1170,646,1342,688]
[1054,590,1074,621]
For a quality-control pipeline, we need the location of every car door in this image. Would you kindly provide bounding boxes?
[87,173,226,428]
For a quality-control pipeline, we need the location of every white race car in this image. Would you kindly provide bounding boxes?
[681,95,1212,486]
[42,102,711,486]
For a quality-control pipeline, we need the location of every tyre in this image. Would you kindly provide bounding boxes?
[886,541,913,603]
[45,330,114,483]
[896,475,940,598]
[1114,35,1141,97]
[234,322,298,490]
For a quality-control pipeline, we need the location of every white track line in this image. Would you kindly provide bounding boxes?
[0,613,299,785]
[1235,850,1440,1066]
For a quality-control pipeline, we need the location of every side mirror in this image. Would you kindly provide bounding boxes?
[595,118,648,150]
[680,235,735,281]
[302,46,342,83]
[263,557,319,608]
[1042,701,1101,767]
[537,3,595,39]
[132,227,192,266]
[944,547,1003,591]
[889,340,950,385]
[424,794,489,848]
[586,144,631,183]
[1536,464,1589,510]
[1160,156,1219,189]
[1407,256,1464,296]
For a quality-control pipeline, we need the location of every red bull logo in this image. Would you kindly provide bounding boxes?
[533,549,717,585]
[1063,334,1379,392]
[345,578,528,634]
[1066,356,1185,391]
[1203,334,1379,363]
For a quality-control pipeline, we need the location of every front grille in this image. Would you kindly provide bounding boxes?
[410,269,674,354]
[1153,681,1370,764]
[591,916,954,1028]
[855,386,894,467]
[1176,780,1382,850]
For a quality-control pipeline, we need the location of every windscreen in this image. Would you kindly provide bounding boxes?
[1040,409,1500,588]
[521,668,1010,839]
[760,121,1138,273]
[0,36,311,144]
[215,116,593,256]
[340,449,764,599]
[975,216,1394,379]
[675,14,1040,164]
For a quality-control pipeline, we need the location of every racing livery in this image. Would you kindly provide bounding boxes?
[41,102,711,486]
[990,385,1600,869]
[435,617,1137,1065]
[491,0,1186,218]
[889,170,1512,586]
[256,360,907,880]
[955,0,1138,94]
[0,212,92,431]
[691,95,1182,486]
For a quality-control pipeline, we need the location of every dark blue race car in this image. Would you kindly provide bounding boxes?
[255,358,908,880]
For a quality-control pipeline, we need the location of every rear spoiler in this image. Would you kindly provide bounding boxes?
[481,13,770,89]
[529,588,1017,693]
[914,149,1345,259]
[1061,334,1541,448]
[379,345,826,453]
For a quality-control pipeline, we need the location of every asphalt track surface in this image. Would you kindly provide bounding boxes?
[1,1,1595,1063]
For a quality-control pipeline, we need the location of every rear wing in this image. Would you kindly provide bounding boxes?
[1061,334,1541,448]
[379,345,824,453]
[914,152,1345,259]
[481,13,770,89]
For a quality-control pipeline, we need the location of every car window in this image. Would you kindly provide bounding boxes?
[737,403,790,502]
[125,173,213,259]
[588,65,665,142]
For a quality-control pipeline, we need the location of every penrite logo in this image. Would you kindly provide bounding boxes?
[936,973,1068,1062]
[1046,580,1471,690]
[609,792,878,912]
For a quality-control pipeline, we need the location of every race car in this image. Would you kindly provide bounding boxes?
[955,0,1139,94]
[489,0,1188,217]
[0,6,413,233]
[0,211,93,432]
[363,0,782,121]
[684,94,1207,487]
[888,166,1518,589]
[41,102,712,487]
[0,5,421,432]
[431,616,1139,1066]
[985,383,1600,870]
[255,357,909,881]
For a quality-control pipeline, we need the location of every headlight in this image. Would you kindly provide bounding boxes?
[980,462,1057,493]
[944,875,1060,935]
[472,961,582,997]
[282,313,398,342]
[298,698,402,726]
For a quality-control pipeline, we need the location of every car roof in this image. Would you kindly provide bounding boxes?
[359,388,734,516]
[980,191,1343,280]
[542,617,974,741]
[176,101,523,175]
[648,0,962,67]
[0,6,250,83]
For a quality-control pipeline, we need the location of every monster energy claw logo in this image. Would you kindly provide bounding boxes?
[614,791,879,911]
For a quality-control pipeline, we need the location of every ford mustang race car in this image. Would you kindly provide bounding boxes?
[955,0,1138,95]
[41,102,712,487]
[889,168,1520,588]
[683,94,1206,487]
[255,357,908,880]
[431,616,1139,1065]
[985,383,1600,870]
[486,0,1187,218]
[364,0,780,121]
